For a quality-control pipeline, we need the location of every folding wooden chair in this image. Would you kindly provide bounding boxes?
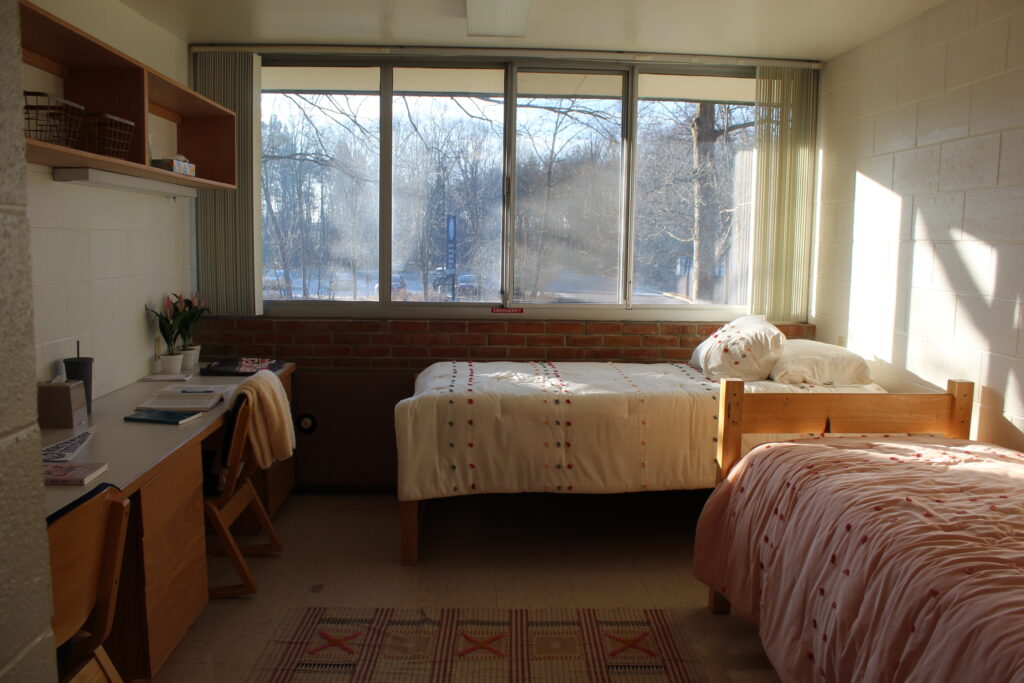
[48,486,130,683]
[204,395,284,598]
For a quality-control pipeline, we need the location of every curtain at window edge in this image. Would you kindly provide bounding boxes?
[192,51,263,316]
[750,66,817,323]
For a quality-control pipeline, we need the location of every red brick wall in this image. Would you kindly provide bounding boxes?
[197,318,816,372]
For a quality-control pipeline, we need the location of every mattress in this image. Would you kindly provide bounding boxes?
[693,435,1024,683]
[395,361,884,501]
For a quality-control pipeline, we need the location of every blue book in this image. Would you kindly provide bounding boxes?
[124,409,203,425]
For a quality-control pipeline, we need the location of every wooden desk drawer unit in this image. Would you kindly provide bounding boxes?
[109,442,208,679]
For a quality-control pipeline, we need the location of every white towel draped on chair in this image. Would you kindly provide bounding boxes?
[236,369,296,469]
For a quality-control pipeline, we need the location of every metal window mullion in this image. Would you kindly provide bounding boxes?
[380,66,393,303]
[501,63,518,308]
[622,66,638,309]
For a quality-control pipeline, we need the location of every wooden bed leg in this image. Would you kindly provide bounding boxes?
[708,588,731,615]
[400,500,419,566]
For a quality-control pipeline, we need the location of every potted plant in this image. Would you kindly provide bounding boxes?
[147,295,183,374]
[175,292,209,371]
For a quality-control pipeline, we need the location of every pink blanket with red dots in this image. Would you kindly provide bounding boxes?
[396,361,884,502]
[693,435,1024,683]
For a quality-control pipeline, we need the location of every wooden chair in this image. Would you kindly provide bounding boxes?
[204,395,284,598]
[48,487,130,683]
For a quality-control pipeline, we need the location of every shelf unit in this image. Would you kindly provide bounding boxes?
[19,0,237,190]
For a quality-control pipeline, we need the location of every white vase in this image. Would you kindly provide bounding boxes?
[161,353,183,375]
[181,345,201,371]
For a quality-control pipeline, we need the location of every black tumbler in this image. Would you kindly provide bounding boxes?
[63,356,94,413]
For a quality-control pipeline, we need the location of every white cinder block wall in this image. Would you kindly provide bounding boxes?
[814,0,1024,449]
[0,0,57,679]
[29,171,195,397]
[26,1,195,399]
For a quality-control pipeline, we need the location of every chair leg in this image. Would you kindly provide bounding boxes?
[238,481,283,556]
[204,502,258,598]
[64,646,122,683]
[93,646,123,683]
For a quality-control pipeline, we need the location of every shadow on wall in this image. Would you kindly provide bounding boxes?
[815,162,1024,450]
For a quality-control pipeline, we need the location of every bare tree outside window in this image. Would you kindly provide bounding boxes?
[634,85,755,305]
[260,67,755,308]
[262,88,380,301]
[514,73,623,304]
[391,68,504,303]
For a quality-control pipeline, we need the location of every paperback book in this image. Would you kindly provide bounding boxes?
[43,461,108,486]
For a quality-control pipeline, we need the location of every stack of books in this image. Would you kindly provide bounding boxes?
[124,385,235,425]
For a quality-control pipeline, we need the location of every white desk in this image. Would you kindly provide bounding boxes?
[43,374,239,517]
[41,364,295,680]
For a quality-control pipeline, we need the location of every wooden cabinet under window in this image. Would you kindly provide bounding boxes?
[19,0,236,190]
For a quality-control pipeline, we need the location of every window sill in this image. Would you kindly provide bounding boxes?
[262,299,749,322]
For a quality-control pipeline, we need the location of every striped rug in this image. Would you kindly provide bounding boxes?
[248,607,708,682]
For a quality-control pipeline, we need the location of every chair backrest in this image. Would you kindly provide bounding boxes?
[48,487,130,650]
[211,394,254,504]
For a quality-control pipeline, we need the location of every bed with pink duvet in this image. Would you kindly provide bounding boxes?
[693,380,1024,682]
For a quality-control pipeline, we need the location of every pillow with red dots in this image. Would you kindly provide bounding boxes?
[690,314,787,380]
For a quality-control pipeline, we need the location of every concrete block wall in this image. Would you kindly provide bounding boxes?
[0,0,57,679]
[814,0,1024,448]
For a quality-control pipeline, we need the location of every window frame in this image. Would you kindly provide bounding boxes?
[259,55,756,322]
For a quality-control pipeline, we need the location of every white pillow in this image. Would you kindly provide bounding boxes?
[769,339,872,386]
[696,315,787,381]
[689,336,713,372]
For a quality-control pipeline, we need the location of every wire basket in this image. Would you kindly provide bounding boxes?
[76,113,135,159]
[23,91,84,147]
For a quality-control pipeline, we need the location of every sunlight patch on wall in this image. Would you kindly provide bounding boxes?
[849,171,901,363]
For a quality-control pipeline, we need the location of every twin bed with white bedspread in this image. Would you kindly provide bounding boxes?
[396,360,884,502]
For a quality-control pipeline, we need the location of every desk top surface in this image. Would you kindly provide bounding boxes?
[41,365,294,517]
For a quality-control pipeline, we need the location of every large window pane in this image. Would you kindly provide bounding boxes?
[514,72,624,304]
[634,74,755,305]
[261,67,380,301]
[392,68,504,303]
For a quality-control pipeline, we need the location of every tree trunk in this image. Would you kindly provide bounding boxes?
[691,102,722,303]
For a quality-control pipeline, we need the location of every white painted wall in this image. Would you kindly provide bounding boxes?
[30,0,189,82]
[25,4,195,398]
[814,0,1024,448]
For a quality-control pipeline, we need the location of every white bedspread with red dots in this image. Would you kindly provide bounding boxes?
[694,435,1024,683]
[395,361,884,502]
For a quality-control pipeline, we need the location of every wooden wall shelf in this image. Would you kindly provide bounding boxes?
[19,0,237,190]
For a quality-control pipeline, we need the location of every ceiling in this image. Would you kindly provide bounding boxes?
[119,0,947,62]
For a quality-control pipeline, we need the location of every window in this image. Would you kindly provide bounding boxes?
[634,74,755,306]
[260,63,756,315]
[262,67,380,301]
[514,72,623,304]
[392,68,504,303]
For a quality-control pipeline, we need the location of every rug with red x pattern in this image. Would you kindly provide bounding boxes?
[249,607,708,682]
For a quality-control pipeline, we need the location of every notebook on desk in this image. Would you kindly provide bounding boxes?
[124,409,203,425]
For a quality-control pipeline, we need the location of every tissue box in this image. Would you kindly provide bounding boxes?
[151,158,196,176]
[38,381,88,430]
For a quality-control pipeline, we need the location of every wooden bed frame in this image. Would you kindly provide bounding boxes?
[708,377,974,614]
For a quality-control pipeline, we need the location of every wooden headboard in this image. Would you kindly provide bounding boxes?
[716,379,975,479]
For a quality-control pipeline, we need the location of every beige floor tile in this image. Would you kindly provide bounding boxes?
[153,492,779,682]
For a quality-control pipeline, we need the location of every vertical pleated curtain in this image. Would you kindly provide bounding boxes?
[749,66,818,323]
[192,51,263,316]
